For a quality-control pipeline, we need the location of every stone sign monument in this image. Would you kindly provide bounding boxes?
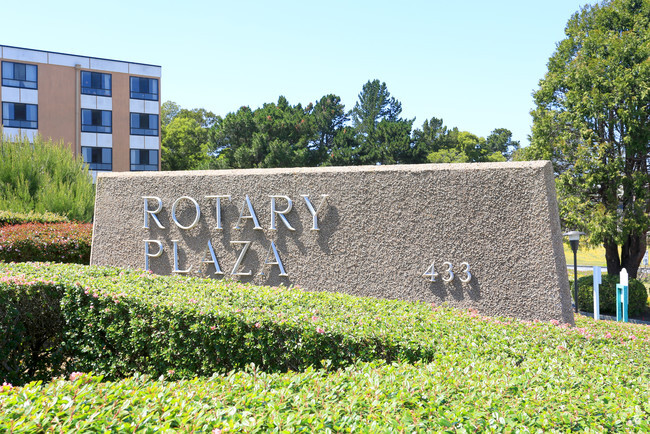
[91,161,574,324]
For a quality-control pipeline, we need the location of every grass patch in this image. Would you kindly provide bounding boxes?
[562,243,611,267]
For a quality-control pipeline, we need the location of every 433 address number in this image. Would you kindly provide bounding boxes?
[423,261,471,283]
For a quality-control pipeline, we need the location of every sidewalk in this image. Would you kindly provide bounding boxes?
[579,310,650,325]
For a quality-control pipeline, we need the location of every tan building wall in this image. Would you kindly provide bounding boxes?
[0,45,161,175]
[38,64,77,153]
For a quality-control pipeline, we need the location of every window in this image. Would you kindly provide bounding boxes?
[81,109,112,133]
[82,147,112,171]
[2,103,37,129]
[2,62,37,89]
[81,71,111,96]
[130,113,158,136]
[131,149,158,171]
[130,76,158,100]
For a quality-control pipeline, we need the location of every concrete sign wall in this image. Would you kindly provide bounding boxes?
[91,161,574,324]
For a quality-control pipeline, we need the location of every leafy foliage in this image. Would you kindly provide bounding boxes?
[525,0,650,278]
[0,223,92,264]
[1,275,650,431]
[0,135,95,222]
[0,261,587,386]
[0,210,68,227]
[163,80,518,170]
[576,274,648,316]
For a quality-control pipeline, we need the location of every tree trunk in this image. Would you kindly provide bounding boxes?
[621,232,647,279]
[604,238,621,276]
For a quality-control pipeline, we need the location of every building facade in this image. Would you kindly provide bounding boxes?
[0,45,161,176]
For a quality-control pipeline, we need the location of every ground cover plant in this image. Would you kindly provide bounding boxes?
[0,223,92,264]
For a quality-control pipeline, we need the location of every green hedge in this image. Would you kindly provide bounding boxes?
[0,261,589,386]
[0,223,92,264]
[0,276,65,386]
[577,274,648,316]
[2,319,650,432]
[0,210,68,227]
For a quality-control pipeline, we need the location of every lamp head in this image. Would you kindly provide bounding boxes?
[563,231,584,242]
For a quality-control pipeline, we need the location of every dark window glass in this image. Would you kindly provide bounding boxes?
[2,102,38,129]
[130,76,158,100]
[130,149,158,171]
[2,62,37,89]
[130,113,158,136]
[81,109,112,133]
[81,71,112,96]
[82,147,112,171]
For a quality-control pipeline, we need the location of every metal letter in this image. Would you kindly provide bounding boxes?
[171,240,191,274]
[301,194,328,231]
[202,239,224,275]
[171,196,201,230]
[234,195,262,230]
[144,240,163,271]
[259,241,288,276]
[205,195,231,230]
[269,195,295,231]
[143,196,165,229]
[230,240,252,275]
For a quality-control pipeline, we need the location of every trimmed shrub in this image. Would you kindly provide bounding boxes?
[0,261,587,385]
[0,134,94,222]
[0,210,68,227]
[2,305,650,431]
[0,276,65,386]
[0,223,92,264]
[576,274,648,316]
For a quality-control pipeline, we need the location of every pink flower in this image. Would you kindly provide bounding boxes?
[255,322,261,328]
[557,345,567,351]
[316,327,325,334]
[604,332,612,339]
[550,319,560,326]
[1,382,12,390]
[629,334,637,341]
[311,316,319,322]
[69,372,84,381]
[210,326,216,331]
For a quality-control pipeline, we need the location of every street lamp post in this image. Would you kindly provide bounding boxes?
[564,231,584,313]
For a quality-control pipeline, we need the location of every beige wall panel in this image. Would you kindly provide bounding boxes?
[112,72,131,171]
[91,162,575,324]
[38,64,76,153]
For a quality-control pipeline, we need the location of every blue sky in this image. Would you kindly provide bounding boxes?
[1,0,590,145]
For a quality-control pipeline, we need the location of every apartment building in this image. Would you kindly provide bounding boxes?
[0,45,161,176]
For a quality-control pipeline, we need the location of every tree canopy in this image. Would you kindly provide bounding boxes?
[523,0,650,278]
[162,80,518,171]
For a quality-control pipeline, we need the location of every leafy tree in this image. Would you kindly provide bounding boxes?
[350,79,403,136]
[161,101,181,126]
[344,79,415,165]
[527,0,650,278]
[161,117,211,171]
[161,101,218,170]
[311,94,349,161]
[211,97,320,169]
[486,128,520,160]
